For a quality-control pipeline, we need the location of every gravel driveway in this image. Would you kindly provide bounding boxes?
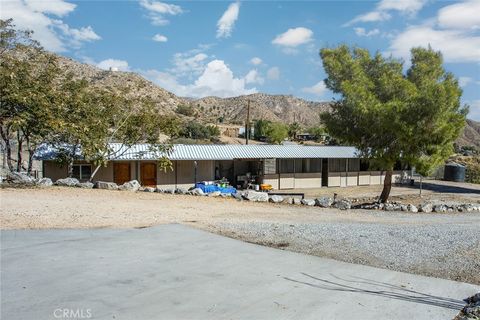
[206,220,480,285]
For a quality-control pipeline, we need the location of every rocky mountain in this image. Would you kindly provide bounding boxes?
[456,119,480,148]
[58,55,479,147]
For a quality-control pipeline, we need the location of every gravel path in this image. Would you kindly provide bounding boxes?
[206,221,480,285]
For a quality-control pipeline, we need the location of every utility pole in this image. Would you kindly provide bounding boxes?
[245,99,250,145]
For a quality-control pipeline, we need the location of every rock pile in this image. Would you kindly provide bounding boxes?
[455,293,480,320]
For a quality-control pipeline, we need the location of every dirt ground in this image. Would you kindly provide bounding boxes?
[1,180,479,230]
[1,182,479,284]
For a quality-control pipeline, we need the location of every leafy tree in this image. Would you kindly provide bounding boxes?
[0,19,59,174]
[266,122,288,144]
[320,45,467,202]
[308,126,326,142]
[176,104,195,117]
[288,122,301,140]
[206,124,220,138]
[253,119,271,140]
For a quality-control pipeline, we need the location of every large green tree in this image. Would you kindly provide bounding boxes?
[320,45,467,202]
[1,19,59,174]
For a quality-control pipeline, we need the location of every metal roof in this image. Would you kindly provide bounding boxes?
[108,143,359,160]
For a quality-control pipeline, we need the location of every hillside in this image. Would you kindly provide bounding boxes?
[58,55,479,147]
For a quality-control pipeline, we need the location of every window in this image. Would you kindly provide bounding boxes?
[360,160,370,171]
[329,159,347,172]
[348,159,360,172]
[278,159,295,173]
[72,164,92,180]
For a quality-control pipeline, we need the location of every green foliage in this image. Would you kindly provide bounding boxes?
[265,122,288,144]
[176,104,195,117]
[288,122,301,139]
[320,45,467,177]
[253,119,271,140]
[308,126,326,141]
[0,19,174,177]
[159,115,182,139]
[180,122,220,141]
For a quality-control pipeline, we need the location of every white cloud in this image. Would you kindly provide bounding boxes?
[152,34,168,42]
[244,69,264,85]
[267,67,280,80]
[250,57,262,65]
[459,77,473,87]
[192,60,256,97]
[354,27,380,37]
[388,25,480,63]
[272,27,313,47]
[24,0,76,16]
[170,52,209,77]
[142,59,258,98]
[139,0,183,26]
[346,11,391,25]
[302,81,328,97]
[96,59,130,71]
[0,0,101,52]
[345,0,426,25]
[216,2,240,38]
[377,0,427,15]
[437,0,480,30]
[387,1,480,64]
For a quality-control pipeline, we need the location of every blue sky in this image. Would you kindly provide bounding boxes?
[2,0,480,120]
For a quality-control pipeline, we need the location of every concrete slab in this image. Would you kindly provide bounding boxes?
[1,224,478,320]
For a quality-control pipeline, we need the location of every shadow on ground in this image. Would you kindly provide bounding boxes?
[284,273,466,311]
[403,181,480,195]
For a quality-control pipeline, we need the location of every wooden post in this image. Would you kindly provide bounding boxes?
[246,99,250,145]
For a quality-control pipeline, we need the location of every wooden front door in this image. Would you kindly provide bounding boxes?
[141,162,157,186]
[114,163,131,185]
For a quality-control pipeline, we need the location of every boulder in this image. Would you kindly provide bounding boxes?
[94,181,118,190]
[164,188,175,194]
[118,180,141,192]
[334,199,351,210]
[36,177,53,187]
[144,187,155,192]
[400,204,408,211]
[384,203,400,211]
[175,188,188,195]
[243,190,268,202]
[76,181,94,189]
[286,197,301,205]
[232,192,243,201]
[433,204,447,213]
[407,204,418,213]
[269,195,284,203]
[208,191,221,197]
[55,177,79,187]
[301,198,316,206]
[419,202,433,213]
[315,197,333,208]
[6,172,36,185]
[190,188,205,196]
[461,204,475,212]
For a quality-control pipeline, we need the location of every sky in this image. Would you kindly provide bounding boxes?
[2,0,480,120]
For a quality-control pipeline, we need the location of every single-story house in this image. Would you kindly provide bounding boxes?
[38,144,408,189]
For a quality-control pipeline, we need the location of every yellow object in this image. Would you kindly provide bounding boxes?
[260,184,273,191]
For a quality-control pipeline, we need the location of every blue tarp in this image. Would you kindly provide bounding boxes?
[195,183,236,195]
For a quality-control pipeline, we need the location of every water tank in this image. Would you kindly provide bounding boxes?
[443,163,466,182]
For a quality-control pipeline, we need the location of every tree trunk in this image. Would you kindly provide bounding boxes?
[379,169,393,203]
[67,145,77,178]
[89,164,102,182]
[0,126,14,171]
[16,130,23,172]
